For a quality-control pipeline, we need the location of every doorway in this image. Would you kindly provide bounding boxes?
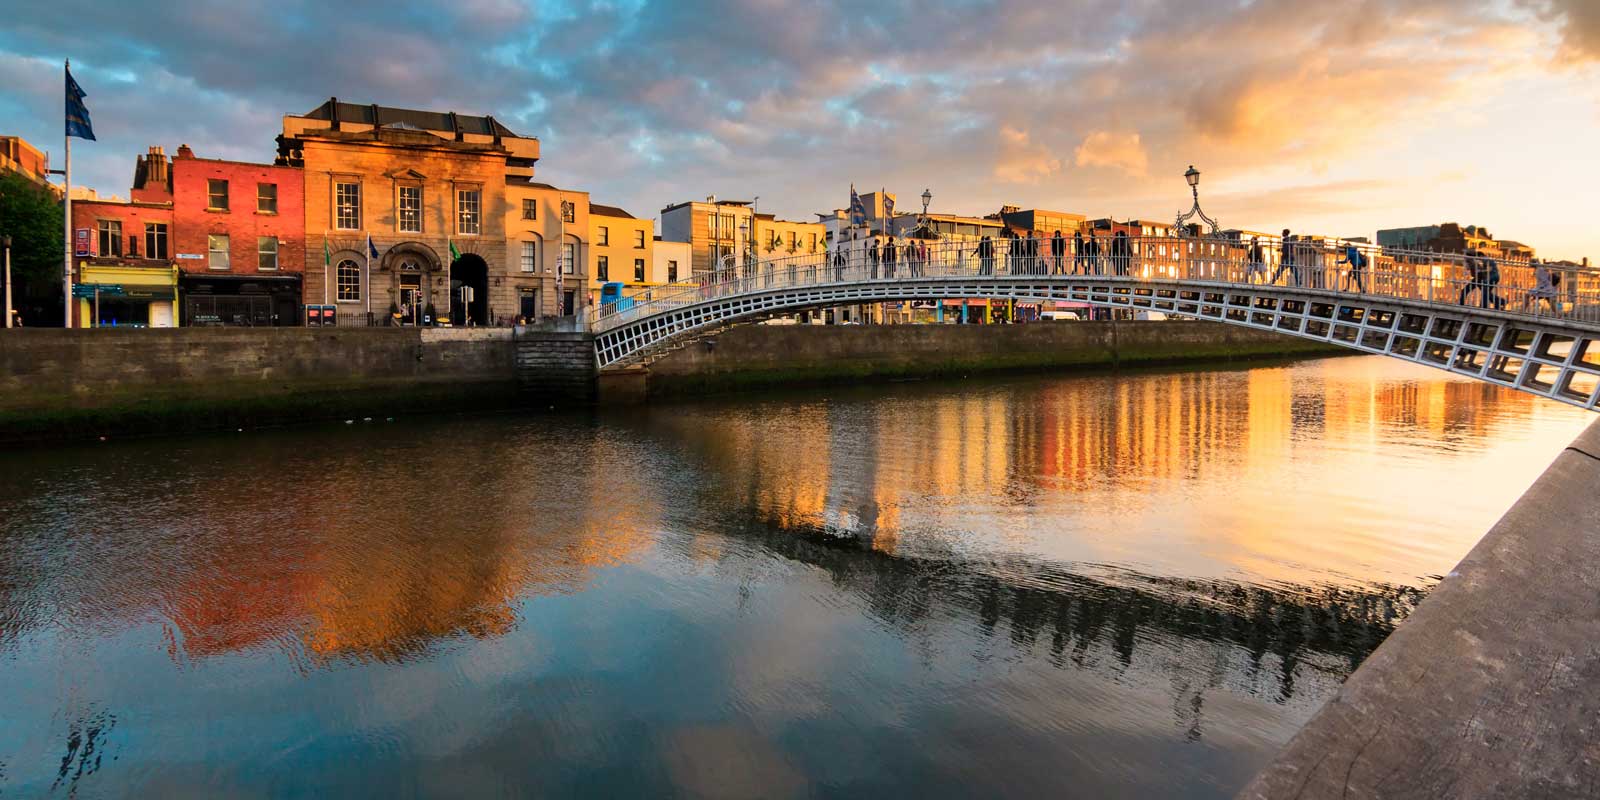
[400,274,423,326]
[450,254,489,326]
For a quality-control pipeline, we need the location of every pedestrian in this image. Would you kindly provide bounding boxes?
[1336,243,1367,292]
[1271,229,1299,286]
[1086,233,1102,275]
[1073,230,1087,274]
[1485,251,1505,310]
[1246,236,1267,284]
[917,238,928,276]
[884,234,898,278]
[979,235,995,276]
[1051,230,1065,274]
[1459,249,1485,307]
[1114,230,1131,276]
[1525,258,1560,315]
[869,235,881,279]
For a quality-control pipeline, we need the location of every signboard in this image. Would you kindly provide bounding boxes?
[176,253,205,260]
[72,284,125,298]
[75,228,92,257]
[305,304,338,327]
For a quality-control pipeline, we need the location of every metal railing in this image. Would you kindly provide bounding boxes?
[586,234,1600,333]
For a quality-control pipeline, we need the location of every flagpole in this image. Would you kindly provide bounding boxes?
[63,61,73,328]
[364,233,372,323]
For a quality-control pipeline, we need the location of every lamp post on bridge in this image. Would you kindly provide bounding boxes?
[920,188,932,229]
[1175,165,1220,237]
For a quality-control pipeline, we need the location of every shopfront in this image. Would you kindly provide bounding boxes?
[74,264,180,328]
[180,274,303,326]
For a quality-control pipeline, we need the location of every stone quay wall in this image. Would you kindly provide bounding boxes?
[0,327,594,444]
[642,320,1344,397]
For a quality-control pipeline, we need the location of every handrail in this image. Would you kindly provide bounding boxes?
[590,234,1600,334]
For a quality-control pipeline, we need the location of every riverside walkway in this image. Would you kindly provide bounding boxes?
[588,234,1600,410]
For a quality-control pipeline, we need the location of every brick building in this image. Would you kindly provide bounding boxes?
[68,196,178,327]
[278,98,546,326]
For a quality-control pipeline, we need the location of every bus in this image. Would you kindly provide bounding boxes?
[598,282,634,316]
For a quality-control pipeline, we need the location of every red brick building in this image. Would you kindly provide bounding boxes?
[69,196,178,326]
[159,144,306,325]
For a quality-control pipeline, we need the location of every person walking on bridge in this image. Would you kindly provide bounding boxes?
[1459,249,1487,308]
[1337,243,1367,293]
[1246,237,1268,284]
[1525,258,1561,315]
[884,234,898,279]
[1271,230,1299,286]
[978,235,995,276]
[1051,230,1066,274]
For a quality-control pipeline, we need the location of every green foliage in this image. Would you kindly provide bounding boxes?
[0,171,64,290]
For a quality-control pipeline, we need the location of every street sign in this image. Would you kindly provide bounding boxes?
[176,253,204,260]
[72,284,124,298]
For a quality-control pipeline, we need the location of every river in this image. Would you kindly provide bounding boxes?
[0,355,1591,798]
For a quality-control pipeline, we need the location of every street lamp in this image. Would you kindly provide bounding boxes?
[2,234,12,329]
[921,188,932,221]
[1174,164,1220,236]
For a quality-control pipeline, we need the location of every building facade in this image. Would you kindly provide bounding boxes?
[69,197,179,327]
[588,203,653,305]
[660,198,754,275]
[0,135,54,193]
[504,179,589,321]
[278,99,540,326]
[754,214,826,260]
[653,237,691,285]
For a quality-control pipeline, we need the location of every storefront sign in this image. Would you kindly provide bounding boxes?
[176,253,205,260]
[72,284,125,298]
[75,228,92,257]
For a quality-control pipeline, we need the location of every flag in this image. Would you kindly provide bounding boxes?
[849,185,866,227]
[367,234,379,259]
[882,189,894,219]
[448,239,461,262]
[323,239,331,266]
[65,64,95,141]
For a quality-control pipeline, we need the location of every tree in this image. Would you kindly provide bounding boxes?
[0,171,64,325]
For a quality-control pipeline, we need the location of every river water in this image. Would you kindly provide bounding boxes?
[0,355,1591,798]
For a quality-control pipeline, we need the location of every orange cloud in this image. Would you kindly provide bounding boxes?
[994,125,1062,184]
[1073,130,1149,177]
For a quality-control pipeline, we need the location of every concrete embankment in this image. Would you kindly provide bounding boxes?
[1240,415,1600,799]
[642,320,1344,397]
[0,327,590,445]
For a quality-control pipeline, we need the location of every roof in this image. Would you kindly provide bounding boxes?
[589,203,635,219]
[300,99,522,139]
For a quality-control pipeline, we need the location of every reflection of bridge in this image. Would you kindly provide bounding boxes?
[588,236,1600,409]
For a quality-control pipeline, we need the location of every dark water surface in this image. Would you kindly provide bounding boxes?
[0,356,1591,798]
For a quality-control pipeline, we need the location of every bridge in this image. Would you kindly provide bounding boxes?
[586,235,1600,410]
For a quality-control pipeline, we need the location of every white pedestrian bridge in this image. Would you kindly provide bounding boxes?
[586,235,1600,410]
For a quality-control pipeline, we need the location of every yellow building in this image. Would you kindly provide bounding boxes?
[504,179,590,320]
[588,203,654,306]
[754,214,826,260]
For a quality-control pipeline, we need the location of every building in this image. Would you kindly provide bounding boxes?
[588,203,653,305]
[659,197,755,275]
[1376,222,1535,262]
[277,98,542,326]
[653,237,690,285]
[68,195,179,327]
[504,179,589,320]
[0,135,54,193]
[754,214,826,260]
[997,207,1087,238]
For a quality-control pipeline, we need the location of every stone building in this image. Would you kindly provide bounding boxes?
[659,197,755,276]
[277,98,542,326]
[504,179,589,321]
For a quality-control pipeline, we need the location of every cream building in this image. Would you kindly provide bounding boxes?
[653,237,691,285]
[504,179,590,320]
[660,197,754,275]
[588,203,653,306]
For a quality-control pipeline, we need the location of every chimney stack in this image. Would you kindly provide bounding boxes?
[145,145,169,184]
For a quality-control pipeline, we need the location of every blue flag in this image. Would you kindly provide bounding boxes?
[367,234,379,259]
[882,189,894,219]
[849,185,866,227]
[65,65,95,141]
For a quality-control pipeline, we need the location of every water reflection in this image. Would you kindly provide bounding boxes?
[0,355,1591,798]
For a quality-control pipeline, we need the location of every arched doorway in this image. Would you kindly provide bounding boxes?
[379,243,443,326]
[450,253,489,326]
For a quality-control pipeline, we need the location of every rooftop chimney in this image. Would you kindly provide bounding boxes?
[145,145,169,184]
[176,144,194,159]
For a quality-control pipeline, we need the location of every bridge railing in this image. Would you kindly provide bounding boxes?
[586,235,1600,333]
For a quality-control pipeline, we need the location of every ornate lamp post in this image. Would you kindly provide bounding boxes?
[1174,164,1220,236]
[921,188,932,222]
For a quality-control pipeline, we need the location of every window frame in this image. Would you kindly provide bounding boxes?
[597,254,609,281]
[560,201,575,224]
[97,219,122,257]
[144,222,168,260]
[561,242,575,274]
[521,198,537,220]
[667,260,678,282]
[633,258,645,282]
[633,229,645,249]
[207,233,230,270]
[334,180,361,230]
[598,226,609,246]
[456,186,482,235]
[256,182,278,214]
[520,241,537,273]
[336,258,361,302]
[207,179,229,211]
[257,236,279,271]
[397,184,423,233]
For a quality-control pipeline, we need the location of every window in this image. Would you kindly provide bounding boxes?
[633,229,645,248]
[787,232,797,251]
[207,234,230,270]
[810,233,818,252]
[561,243,575,274]
[457,187,482,235]
[522,199,537,220]
[335,181,360,229]
[97,220,122,257]
[398,186,422,233]
[597,255,609,280]
[336,259,361,301]
[521,241,537,273]
[634,258,645,282]
[207,179,229,211]
[128,234,139,257]
[257,183,277,214]
[257,237,278,270]
[144,223,168,260]
[667,260,678,282]
[561,201,575,223]
[598,226,609,246]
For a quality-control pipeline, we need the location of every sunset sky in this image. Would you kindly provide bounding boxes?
[3,0,1597,260]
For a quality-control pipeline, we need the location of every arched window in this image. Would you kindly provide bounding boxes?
[337,259,361,301]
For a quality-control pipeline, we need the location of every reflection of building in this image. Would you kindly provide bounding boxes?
[588,203,653,305]
[277,98,539,326]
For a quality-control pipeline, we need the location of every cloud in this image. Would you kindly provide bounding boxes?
[1074,131,1148,177]
[1519,0,1600,61]
[994,126,1063,183]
